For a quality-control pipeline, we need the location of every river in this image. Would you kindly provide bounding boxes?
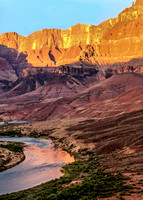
[0,121,28,126]
[0,137,74,195]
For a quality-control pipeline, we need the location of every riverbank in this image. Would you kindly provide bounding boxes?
[0,147,134,200]
[0,141,25,172]
[0,109,143,199]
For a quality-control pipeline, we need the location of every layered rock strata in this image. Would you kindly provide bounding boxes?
[0,1,143,67]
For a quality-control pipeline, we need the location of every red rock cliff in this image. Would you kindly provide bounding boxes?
[0,2,143,66]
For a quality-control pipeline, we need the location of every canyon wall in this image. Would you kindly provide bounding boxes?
[0,1,143,67]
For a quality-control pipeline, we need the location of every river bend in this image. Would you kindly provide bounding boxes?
[0,137,74,195]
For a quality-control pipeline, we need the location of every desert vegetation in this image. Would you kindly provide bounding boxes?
[0,141,25,172]
[0,130,22,137]
[0,142,23,153]
[0,150,133,200]
[0,110,142,199]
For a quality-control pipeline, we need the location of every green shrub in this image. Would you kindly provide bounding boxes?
[0,143,23,152]
[0,151,132,200]
[0,130,22,137]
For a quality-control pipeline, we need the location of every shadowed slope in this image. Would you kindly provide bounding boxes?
[0,45,28,93]
[1,73,142,121]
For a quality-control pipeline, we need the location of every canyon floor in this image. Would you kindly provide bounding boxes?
[0,108,143,199]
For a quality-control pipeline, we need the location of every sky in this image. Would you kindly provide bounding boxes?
[0,0,134,36]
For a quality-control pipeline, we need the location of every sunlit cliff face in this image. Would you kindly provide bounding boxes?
[1,2,143,66]
[135,0,143,5]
